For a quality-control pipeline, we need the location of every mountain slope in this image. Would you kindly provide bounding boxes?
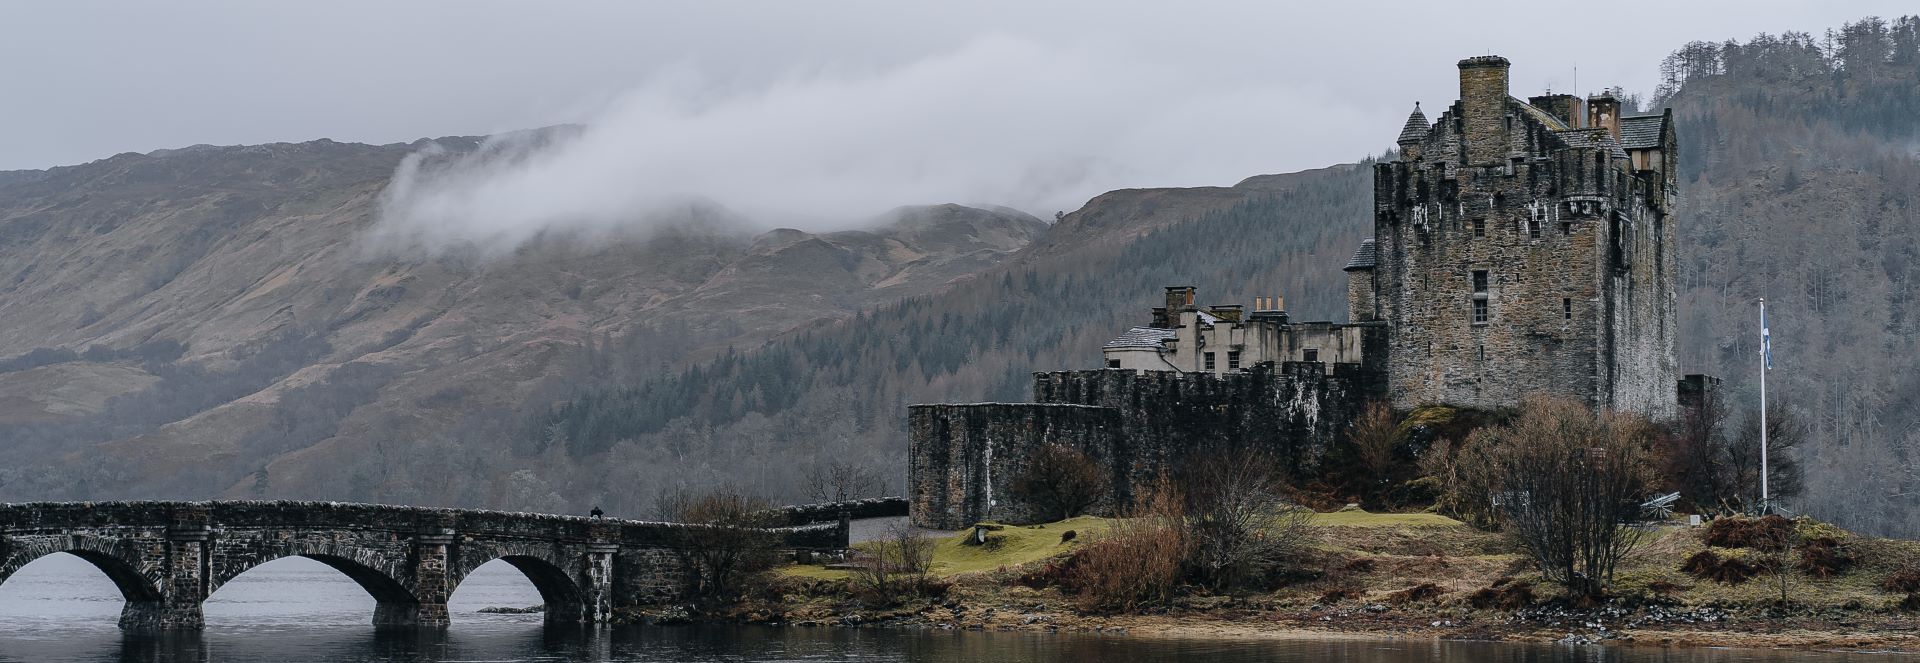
[0,140,1044,504]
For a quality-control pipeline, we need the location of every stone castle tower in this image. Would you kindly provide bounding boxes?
[1357,55,1679,418]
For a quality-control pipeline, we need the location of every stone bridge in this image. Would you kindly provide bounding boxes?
[0,501,848,630]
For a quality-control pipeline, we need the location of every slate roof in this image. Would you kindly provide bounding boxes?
[1512,98,1571,131]
[1396,103,1431,144]
[1618,114,1666,150]
[1343,238,1377,271]
[1554,129,1629,159]
[1103,326,1177,349]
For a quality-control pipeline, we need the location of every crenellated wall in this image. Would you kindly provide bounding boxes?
[908,362,1383,529]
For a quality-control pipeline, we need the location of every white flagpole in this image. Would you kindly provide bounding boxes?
[1759,298,1770,513]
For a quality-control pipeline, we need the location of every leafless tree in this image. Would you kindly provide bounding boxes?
[1176,448,1314,591]
[1729,406,1806,508]
[1009,443,1109,522]
[658,487,783,601]
[1661,385,1736,513]
[804,461,886,503]
[1469,396,1656,597]
[1347,401,1400,494]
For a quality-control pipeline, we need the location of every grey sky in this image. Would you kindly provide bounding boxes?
[1,2,1904,240]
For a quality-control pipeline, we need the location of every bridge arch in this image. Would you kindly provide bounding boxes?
[451,542,587,622]
[0,534,164,604]
[207,541,419,618]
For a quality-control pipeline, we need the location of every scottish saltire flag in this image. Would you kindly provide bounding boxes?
[1762,306,1773,370]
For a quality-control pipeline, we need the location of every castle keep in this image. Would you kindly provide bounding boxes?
[1371,56,1679,418]
[909,56,1692,530]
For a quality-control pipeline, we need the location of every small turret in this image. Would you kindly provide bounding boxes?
[1396,103,1430,160]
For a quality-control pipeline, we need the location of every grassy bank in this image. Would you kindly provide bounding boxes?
[746,510,1920,652]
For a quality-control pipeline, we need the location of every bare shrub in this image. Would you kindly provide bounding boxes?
[1746,518,1799,603]
[1682,550,1723,578]
[1347,401,1400,496]
[852,523,938,605]
[1065,483,1187,612]
[1009,443,1109,522]
[1466,581,1534,610]
[1882,563,1920,594]
[1705,515,1793,549]
[1464,396,1657,597]
[1707,557,1760,585]
[1797,537,1856,578]
[1176,448,1314,591]
[805,461,886,503]
[1387,583,1445,604]
[658,487,782,600]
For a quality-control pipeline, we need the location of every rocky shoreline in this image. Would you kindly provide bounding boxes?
[615,588,1920,653]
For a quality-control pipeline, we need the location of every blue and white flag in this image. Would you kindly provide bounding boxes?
[1761,306,1773,370]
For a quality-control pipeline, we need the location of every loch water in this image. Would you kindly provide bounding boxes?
[0,554,1908,662]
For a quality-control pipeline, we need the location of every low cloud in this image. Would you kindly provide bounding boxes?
[373,34,1391,253]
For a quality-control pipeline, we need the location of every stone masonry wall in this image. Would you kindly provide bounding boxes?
[908,363,1383,530]
[907,403,1122,530]
[1373,56,1677,418]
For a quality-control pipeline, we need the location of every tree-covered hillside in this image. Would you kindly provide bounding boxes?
[1658,16,1920,537]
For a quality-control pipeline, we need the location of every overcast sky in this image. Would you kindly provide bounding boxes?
[1,2,1904,242]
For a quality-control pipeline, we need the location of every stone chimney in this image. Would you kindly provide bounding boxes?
[1458,55,1511,166]
[1587,93,1620,141]
[1165,286,1196,313]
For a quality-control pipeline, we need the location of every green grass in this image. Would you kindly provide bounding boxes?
[1310,509,1463,528]
[929,516,1112,575]
[781,511,1463,580]
[779,515,1112,580]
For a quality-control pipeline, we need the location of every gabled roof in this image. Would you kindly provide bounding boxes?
[1343,238,1377,272]
[1618,114,1667,150]
[1396,103,1431,144]
[1103,326,1177,350]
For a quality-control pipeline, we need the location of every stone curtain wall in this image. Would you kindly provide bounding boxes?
[907,403,1122,530]
[0,500,839,630]
[909,363,1384,530]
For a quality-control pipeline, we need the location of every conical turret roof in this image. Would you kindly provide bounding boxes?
[1396,102,1430,145]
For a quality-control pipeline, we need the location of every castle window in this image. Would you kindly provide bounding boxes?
[1108,358,1122,369]
[1227,351,1241,370]
[1472,218,1485,237]
[1302,348,1319,363]
[1563,298,1573,321]
[1471,270,1490,325]
[1204,352,1216,371]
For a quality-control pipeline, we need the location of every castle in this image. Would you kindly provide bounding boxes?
[909,56,1700,530]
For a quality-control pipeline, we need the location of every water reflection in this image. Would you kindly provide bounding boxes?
[0,557,1910,662]
[78,625,1916,663]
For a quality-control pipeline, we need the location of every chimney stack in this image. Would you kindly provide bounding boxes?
[1165,286,1196,313]
[1458,55,1512,166]
[1587,93,1620,141]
